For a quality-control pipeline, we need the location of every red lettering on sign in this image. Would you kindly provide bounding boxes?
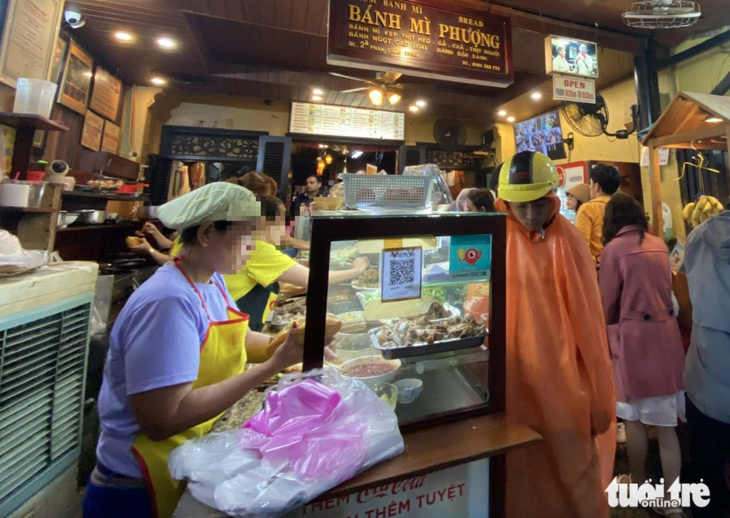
[562,79,588,90]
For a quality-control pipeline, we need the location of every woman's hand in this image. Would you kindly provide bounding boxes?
[143,222,161,237]
[128,237,152,253]
[324,340,339,363]
[353,256,370,274]
[269,323,304,370]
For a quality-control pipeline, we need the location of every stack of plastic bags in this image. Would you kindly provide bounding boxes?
[169,368,404,518]
[0,230,47,275]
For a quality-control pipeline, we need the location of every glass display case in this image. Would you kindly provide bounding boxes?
[303,212,506,430]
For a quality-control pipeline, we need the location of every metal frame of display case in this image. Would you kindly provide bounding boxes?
[303,213,507,424]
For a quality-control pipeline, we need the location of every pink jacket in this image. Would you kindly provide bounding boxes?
[599,226,685,401]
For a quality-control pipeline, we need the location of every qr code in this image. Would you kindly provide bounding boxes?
[389,251,415,286]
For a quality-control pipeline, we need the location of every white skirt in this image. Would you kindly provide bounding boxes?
[617,391,686,427]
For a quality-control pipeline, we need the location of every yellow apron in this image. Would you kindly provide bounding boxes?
[131,261,249,518]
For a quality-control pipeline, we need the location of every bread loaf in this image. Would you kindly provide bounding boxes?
[126,236,143,248]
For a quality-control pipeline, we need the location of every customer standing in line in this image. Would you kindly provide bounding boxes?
[576,164,620,263]
[496,151,615,518]
[682,210,730,518]
[599,194,686,517]
[566,183,590,214]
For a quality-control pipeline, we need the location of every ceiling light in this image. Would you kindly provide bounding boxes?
[387,92,402,105]
[531,92,542,100]
[705,116,723,123]
[507,116,515,123]
[115,32,133,42]
[415,100,427,108]
[351,150,364,159]
[368,88,383,106]
[409,105,419,112]
[324,154,333,165]
[312,95,323,101]
[497,110,507,117]
[312,88,324,95]
[157,37,176,49]
[151,76,166,86]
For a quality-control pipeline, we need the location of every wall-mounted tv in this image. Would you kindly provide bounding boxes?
[513,111,567,161]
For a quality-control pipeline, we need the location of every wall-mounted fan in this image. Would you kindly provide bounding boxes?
[562,93,609,137]
[434,118,467,149]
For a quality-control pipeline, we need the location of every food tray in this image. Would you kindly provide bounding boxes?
[380,303,461,325]
[351,280,379,291]
[341,174,435,209]
[369,327,487,359]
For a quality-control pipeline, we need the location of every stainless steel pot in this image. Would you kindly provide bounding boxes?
[79,210,106,224]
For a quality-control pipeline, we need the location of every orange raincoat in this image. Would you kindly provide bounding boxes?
[496,194,616,518]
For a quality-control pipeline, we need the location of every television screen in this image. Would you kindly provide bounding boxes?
[545,35,599,78]
[514,111,566,160]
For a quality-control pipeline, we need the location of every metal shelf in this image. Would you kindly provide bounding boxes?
[63,191,148,202]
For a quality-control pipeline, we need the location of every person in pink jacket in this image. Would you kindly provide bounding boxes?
[599,194,687,516]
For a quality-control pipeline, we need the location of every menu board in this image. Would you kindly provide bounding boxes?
[290,102,405,140]
[0,0,64,87]
[328,0,513,87]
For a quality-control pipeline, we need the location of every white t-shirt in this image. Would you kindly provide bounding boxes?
[576,54,594,75]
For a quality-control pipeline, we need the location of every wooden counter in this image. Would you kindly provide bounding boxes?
[172,412,540,518]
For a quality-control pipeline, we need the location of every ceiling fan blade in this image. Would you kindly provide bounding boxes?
[329,72,371,83]
[382,72,402,83]
[340,87,369,93]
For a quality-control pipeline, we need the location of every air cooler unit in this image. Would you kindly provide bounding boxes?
[0,264,97,518]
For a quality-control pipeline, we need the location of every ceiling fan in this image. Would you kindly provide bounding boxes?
[328,71,404,105]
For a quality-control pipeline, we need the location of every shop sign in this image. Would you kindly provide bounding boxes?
[552,75,596,104]
[449,235,491,281]
[544,35,599,78]
[296,458,489,518]
[381,246,423,302]
[327,0,513,88]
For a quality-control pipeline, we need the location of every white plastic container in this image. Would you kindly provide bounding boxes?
[13,78,57,118]
[0,181,31,207]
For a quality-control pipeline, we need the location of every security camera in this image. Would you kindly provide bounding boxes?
[64,10,85,29]
[127,151,139,159]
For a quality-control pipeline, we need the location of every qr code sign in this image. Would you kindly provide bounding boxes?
[389,250,416,286]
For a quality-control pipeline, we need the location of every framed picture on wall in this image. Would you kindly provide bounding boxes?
[81,110,104,151]
[101,120,120,154]
[59,40,94,115]
[0,0,64,88]
[33,36,69,150]
[90,67,122,122]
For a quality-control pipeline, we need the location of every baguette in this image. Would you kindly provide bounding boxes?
[126,236,143,248]
[264,315,342,358]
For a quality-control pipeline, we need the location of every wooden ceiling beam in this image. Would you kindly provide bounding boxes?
[438,0,649,55]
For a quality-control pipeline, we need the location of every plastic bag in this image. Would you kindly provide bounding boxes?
[0,230,47,272]
[169,368,404,518]
[402,164,454,205]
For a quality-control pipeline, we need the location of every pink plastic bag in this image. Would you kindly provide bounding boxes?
[169,368,404,518]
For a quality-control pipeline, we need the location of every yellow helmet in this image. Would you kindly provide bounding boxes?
[498,151,559,203]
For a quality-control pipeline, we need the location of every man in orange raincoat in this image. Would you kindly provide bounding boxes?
[496,151,616,518]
